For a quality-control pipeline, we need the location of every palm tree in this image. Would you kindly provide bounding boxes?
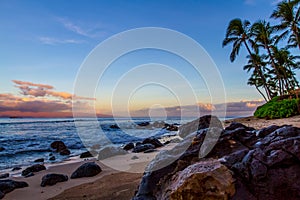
[243,53,272,100]
[271,46,300,92]
[250,20,286,95]
[222,18,271,98]
[271,0,300,49]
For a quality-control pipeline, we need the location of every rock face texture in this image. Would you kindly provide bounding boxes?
[132,115,300,200]
[162,160,235,200]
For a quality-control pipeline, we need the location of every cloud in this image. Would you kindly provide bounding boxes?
[13,80,95,100]
[130,100,265,117]
[39,37,84,45]
[12,80,53,89]
[57,18,107,39]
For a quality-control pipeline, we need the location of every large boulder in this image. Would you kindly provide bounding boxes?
[98,145,128,160]
[159,160,235,200]
[0,179,28,199]
[41,174,68,187]
[142,137,163,148]
[22,164,46,177]
[71,162,102,179]
[179,115,223,138]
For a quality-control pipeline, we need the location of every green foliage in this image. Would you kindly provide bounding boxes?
[254,97,300,119]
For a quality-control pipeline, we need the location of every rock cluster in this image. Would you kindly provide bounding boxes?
[133,115,300,200]
[50,140,71,155]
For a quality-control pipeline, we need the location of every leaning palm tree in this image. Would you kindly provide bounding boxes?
[243,53,272,100]
[250,20,286,95]
[222,18,271,98]
[271,0,300,49]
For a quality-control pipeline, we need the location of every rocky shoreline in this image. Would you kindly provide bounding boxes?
[1,115,300,199]
[133,115,300,200]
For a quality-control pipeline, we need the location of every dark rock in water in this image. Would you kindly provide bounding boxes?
[137,122,150,127]
[0,174,9,179]
[133,116,300,200]
[133,144,155,153]
[163,141,170,145]
[110,124,120,129]
[59,149,71,155]
[50,140,67,152]
[0,179,28,198]
[142,137,163,148]
[144,149,157,153]
[80,151,95,158]
[0,147,5,152]
[71,162,101,179]
[34,158,44,163]
[98,146,127,160]
[11,167,21,171]
[40,174,68,187]
[152,121,166,128]
[49,156,56,161]
[166,124,178,131]
[135,142,142,146]
[22,164,46,177]
[123,142,134,151]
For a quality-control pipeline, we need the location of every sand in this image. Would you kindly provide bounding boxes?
[3,143,176,200]
[224,115,300,129]
[4,115,300,200]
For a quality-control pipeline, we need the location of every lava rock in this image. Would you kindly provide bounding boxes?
[71,162,102,179]
[133,143,155,153]
[80,151,95,158]
[179,115,223,138]
[49,156,56,161]
[34,158,44,163]
[59,149,71,155]
[142,137,163,148]
[98,145,127,160]
[50,141,67,152]
[11,167,21,171]
[162,160,235,200]
[0,174,9,179]
[0,179,28,198]
[22,164,46,177]
[40,174,68,187]
[123,142,134,151]
[110,124,120,129]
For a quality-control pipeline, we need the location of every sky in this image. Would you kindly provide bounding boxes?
[0,0,289,118]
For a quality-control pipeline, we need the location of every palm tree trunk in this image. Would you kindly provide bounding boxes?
[244,41,272,100]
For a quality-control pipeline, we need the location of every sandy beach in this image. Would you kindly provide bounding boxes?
[3,115,300,200]
[3,143,176,200]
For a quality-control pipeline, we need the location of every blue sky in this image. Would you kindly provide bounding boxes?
[0,0,286,117]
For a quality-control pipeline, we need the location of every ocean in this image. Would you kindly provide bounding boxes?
[0,117,192,170]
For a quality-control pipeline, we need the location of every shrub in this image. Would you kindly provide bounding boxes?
[254,97,300,119]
